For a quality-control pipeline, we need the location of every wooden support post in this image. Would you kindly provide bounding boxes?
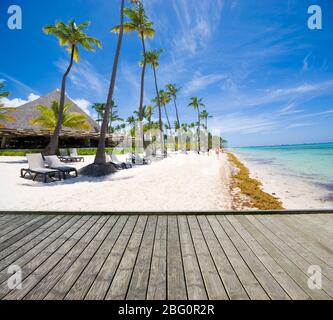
[1,136,7,149]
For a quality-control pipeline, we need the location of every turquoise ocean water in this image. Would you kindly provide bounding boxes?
[232,142,333,194]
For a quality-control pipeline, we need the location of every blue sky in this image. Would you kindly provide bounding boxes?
[0,0,333,147]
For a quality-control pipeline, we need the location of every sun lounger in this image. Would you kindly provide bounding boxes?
[44,156,78,180]
[59,149,74,163]
[132,153,152,165]
[108,153,132,169]
[21,154,62,183]
[69,149,84,162]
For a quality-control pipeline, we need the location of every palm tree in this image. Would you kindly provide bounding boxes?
[133,104,148,122]
[166,84,181,129]
[92,1,144,169]
[145,105,154,129]
[127,115,136,137]
[91,103,105,125]
[30,101,91,131]
[0,82,16,128]
[43,20,101,155]
[112,2,155,143]
[109,105,124,133]
[153,90,171,130]
[200,110,212,130]
[188,97,205,153]
[181,123,189,132]
[144,49,164,149]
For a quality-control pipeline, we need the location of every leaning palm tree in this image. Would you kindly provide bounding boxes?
[43,20,101,155]
[92,0,140,172]
[200,110,212,130]
[112,2,155,143]
[166,84,181,129]
[0,82,16,128]
[188,97,205,153]
[30,101,91,131]
[144,49,164,149]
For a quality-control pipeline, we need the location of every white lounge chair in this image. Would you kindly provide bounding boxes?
[21,154,62,183]
[108,153,132,169]
[44,156,78,179]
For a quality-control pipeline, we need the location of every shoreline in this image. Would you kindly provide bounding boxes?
[233,151,333,210]
[0,152,332,211]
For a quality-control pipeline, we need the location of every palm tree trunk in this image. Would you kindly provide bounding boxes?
[164,105,171,130]
[44,45,75,155]
[197,108,201,153]
[152,65,164,151]
[173,98,181,151]
[94,0,125,164]
[138,32,147,149]
[173,98,181,129]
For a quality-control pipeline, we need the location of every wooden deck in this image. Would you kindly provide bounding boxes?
[0,213,332,300]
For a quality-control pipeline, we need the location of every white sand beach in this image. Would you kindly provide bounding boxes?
[236,153,333,210]
[0,153,233,212]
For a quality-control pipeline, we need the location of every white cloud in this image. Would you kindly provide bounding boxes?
[72,98,92,116]
[210,113,279,135]
[302,54,311,72]
[279,102,304,115]
[183,73,226,95]
[55,59,108,99]
[2,93,40,108]
[171,0,224,55]
[287,122,314,129]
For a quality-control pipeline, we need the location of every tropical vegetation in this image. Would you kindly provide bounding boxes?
[188,97,205,153]
[0,82,16,128]
[43,19,101,155]
[1,0,227,174]
[30,101,91,131]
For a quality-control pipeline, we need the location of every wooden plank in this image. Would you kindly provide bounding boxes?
[167,216,187,300]
[0,216,54,252]
[270,216,333,266]
[146,216,167,300]
[127,216,158,300]
[256,215,333,283]
[236,215,330,300]
[197,216,249,300]
[0,215,65,260]
[288,215,333,253]
[227,216,309,300]
[246,215,333,298]
[0,216,69,269]
[0,216,98,300]
[177,216,207,300]
[105,216,148,300]
[0,215,36,238]
[0,215,23,229]
[0,216,82,285]
[23,216,109,300]
[85,216,137,300]
[187,216,228,300]
[43,216,117,300]
[64,216,128,300]
[207,216,268,300]
[217,216,290,300]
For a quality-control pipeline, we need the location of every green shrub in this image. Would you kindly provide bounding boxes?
[0,149,43,156]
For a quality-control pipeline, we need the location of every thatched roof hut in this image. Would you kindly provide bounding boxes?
[0,90,113,149]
